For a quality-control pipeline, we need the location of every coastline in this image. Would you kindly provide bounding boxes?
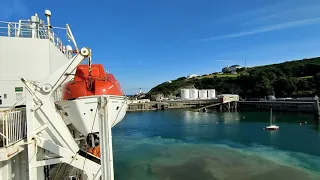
[127,100,320,116]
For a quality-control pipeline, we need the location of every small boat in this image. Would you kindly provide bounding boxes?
[265,108,279,130]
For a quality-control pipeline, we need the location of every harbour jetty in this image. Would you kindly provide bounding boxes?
[127,95,320,117]
[127,99,220,112]
[239,96,320,117]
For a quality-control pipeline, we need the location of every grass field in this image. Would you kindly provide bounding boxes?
[298,76,313,79]
[185,74,312,82]
[195,74,239,79]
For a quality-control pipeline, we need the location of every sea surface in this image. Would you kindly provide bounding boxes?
[112,110,320,180]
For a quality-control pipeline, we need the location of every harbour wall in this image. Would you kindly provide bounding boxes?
[127,99,219,112]
[238,101,317,113]
[128,99,320,115]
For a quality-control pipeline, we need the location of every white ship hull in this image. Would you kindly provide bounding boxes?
[56,95,128,136]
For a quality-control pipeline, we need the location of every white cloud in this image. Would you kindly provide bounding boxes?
[243,15,279,25]
[201,17,320,41]
[210,0,294,24]
[243,3,320,25]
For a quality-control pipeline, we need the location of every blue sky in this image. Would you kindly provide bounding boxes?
[2,0,320,94]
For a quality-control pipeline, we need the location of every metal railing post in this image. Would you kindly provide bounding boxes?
[8,23,10,36]
[5,112,9,147]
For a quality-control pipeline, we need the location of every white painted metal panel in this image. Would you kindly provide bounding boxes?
[0,37,49,80]
[0,37,70,109]
[49,41,70,73]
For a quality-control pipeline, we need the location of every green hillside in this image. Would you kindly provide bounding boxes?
[148,57,320,98]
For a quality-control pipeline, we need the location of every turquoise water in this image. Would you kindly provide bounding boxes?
[112,110,320,180]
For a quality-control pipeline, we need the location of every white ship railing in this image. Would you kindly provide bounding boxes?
[0,20,68,55]
[0,108,27,147]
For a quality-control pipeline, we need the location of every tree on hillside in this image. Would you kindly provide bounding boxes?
[148,56,320,98]
[274,77,296,97]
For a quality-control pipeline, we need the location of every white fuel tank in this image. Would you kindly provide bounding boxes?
[208,89,216,99]
[198,90,208,99]
[180,89,190,100]
[189,89,199,99]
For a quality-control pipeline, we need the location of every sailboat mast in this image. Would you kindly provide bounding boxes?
[270,108,272,125]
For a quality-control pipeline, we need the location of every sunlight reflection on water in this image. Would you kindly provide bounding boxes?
[113,110,320,180]
[114,136,320,180]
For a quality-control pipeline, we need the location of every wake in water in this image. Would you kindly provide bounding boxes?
[113,136,320,180]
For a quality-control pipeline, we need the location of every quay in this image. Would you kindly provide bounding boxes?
[127,98,239,112]
[239,100,315,111]
[127,99,220,112]
[239,99,320,114]
[127,96,320,117]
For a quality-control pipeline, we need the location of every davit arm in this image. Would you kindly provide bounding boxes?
[22,46,102,179]
[21,47,91,152]
[38,47,91,95]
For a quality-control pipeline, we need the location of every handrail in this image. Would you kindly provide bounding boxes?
[0,20,70,57]
[1,108,27,147]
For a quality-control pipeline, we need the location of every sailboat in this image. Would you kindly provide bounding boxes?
[265,108,279,130]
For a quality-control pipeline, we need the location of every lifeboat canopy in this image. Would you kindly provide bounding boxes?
[62,64,123,100]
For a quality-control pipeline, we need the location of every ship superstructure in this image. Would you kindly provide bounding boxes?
[0,10,128,180]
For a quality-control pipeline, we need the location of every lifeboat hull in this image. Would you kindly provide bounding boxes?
[56,95,128,136]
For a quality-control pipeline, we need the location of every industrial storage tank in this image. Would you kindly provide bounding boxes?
[208,89,216,99]
[189,89,199,99]
[180,89,190,100]
[198,89,208,99]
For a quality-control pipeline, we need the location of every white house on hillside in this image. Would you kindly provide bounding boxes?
[222,65,241,73]
[187,74,198,78]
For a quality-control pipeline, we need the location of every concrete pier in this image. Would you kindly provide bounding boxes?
[238,100,319,115]
[128,99,320,116]
[127,99,219,112]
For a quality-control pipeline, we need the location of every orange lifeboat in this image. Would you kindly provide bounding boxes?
[62,64,123,100]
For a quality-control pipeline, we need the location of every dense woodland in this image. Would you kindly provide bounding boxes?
[148,57,320,99]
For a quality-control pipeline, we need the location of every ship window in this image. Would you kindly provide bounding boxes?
[116,106,119,110]
[3,94,7,99]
